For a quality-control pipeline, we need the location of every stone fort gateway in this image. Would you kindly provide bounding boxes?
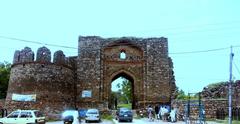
[5,36,176,116]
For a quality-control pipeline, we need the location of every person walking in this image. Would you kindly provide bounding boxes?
[147,105,154,122]
[155,105,160,120]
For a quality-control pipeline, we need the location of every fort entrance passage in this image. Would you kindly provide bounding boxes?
[77,36,176,110]
[110,72,134,109]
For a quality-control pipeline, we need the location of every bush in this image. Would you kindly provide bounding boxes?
[101,114,113,120]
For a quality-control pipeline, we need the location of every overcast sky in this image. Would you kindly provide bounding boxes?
[1,0,240,93]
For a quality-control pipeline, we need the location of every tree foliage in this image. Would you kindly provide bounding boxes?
[0,61,11,99]
[176,87,199,100]
[176,89,188,100]
[117,78,132,104]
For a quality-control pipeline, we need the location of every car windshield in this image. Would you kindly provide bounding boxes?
[34,111,44,117]
[120,108,129,111]
[64,115,73,119]
[87,109,98,114]
[120,108,131,114]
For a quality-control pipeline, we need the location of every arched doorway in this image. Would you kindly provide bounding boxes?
[110,72,135,110]
[102,40,145,110]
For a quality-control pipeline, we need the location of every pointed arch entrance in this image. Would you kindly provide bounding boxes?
[102,40,145,110]
[109,70,135,109]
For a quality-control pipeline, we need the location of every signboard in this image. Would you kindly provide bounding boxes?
[81,90,92,98]
[78,109,87,118]
[12,93,36,102]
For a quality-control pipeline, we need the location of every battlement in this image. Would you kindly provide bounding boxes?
[13,46,77,69]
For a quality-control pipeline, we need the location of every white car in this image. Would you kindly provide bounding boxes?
[62,110,80,124]
[0,110,45,124]
[85,109,100,123]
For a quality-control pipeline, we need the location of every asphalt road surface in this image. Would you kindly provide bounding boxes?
[46,118,220,124]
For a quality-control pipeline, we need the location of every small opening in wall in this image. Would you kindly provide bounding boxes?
[120,49,126,60]
[41,64,44,68]
[23,64,25,67]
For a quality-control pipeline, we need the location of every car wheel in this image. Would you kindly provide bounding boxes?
[0,122,3,124]
[85,120,88,123]
[130,119,132,122]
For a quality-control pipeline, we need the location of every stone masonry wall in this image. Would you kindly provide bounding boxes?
[77,36,176,110]
[5,47,76,119]
[172,99,239,120]
[145,38,174,104]
[201,80,240,104]
[77,36,103,109]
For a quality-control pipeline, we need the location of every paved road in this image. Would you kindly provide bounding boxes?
[46,120,112,124]
[47,118,220,124]
[113,118,185,124]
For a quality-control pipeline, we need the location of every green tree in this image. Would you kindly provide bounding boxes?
[0,61,11,99]
[176,89,188,100]
[117,78,132,104]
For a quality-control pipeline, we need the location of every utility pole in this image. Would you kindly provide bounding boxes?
[228,46,234,124]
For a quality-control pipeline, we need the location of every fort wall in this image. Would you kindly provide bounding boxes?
[5,47,76,118]
[172,81,240,120]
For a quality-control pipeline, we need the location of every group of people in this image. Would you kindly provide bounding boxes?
[147,105,177,122]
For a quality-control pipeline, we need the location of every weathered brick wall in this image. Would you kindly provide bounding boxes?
[145,38,174,104]
[77,36,103,108]
[5,47,76,118]
[77,36,176,110]
[172,99,239,120]
[201,80,240,104]
[0,99,5,108]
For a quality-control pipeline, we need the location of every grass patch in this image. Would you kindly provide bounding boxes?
[101,114,113,120]
[117,103,132,109]
[47,118,61,122]
[214,119,240,124]
[134,116,141,119]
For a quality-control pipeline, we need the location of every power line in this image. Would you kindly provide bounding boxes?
[0,35,78,49]
[233,61,240,76]
[169,47,229,55]
[1,35,240,55]
[0,35,43,45]
[170,45,240,55]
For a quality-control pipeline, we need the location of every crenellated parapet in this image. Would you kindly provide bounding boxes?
[53,50,66,65]
[12,46,76,69]
[36,46,51,63]
[13,47,34,63]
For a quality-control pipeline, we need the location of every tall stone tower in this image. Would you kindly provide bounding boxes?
[5,46,77,117]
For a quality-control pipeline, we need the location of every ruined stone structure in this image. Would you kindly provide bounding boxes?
[201,80,240,101]
[5,36,176,117]
[172,80,240,120]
